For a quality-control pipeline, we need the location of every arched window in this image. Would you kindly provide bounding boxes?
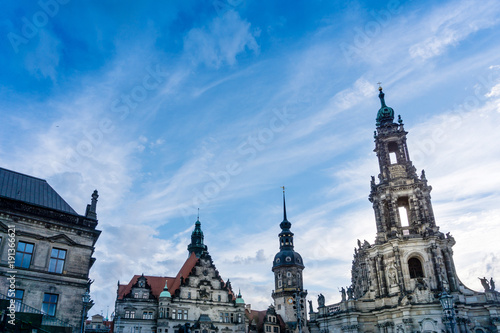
[408,257,424,278]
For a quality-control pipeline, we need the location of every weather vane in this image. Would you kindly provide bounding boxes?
[281,186,285,193]
[377,81,382,89]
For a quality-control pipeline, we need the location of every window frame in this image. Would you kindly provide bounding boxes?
[15,241,34,269]
[48,248,67,274]
[41,293,58,316]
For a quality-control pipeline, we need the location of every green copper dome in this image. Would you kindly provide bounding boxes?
[159,281,171,298]
[235,290,245,304]
[376,87,394,127]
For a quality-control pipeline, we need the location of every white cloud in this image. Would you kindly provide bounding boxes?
[408,0,500,60]
[24,30,61,81]
[184,10,259,68]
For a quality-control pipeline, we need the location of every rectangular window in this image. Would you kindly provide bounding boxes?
[134,293,139,298]
[49,248,66,273]
[143,293,148,299]
[183,310,188,320]
[125,311,131,318]
[11,289,24,312]
[177,311,182,320]
[172,309,176,319]
[130,311,135,319]
[187,292,191,299]
[15,241,34,268]
[274,327,278,333]
[41,293,58,316]
[143,311,153,319]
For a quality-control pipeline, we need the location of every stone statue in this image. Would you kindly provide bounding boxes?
[318,293,325,307]
[388,268,397,285]
[340,287,346,302]
[347,286,354,300]
[308,300,313,313]
[490,277,496,291]
[479,277,490,291]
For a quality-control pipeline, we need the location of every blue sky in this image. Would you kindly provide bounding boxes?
[2,0,500,318]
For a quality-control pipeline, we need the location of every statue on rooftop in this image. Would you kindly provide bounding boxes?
[479,277,490,291]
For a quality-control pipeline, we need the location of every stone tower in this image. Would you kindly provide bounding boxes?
[351,87,459,301]
[308,87,500,333]
[272,190,308,333]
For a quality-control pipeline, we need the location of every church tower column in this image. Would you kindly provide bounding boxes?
[272,188,308,333]
[369,87,439,243]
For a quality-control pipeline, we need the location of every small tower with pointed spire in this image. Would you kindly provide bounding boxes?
[272,188,308,333]
[187,214,208,257]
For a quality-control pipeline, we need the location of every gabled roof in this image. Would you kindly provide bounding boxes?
[117,275,175,300]
[117,252,199,300]
[245,308,286,333]
[0,167,78,215]
[169,252,199,293]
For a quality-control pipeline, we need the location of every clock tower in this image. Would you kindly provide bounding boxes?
[272,189,308,333]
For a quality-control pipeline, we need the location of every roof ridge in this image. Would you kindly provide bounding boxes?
[0,167,48,182]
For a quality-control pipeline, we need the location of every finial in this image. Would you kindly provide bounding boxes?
[373,130,377,138]
[281,186,288,222]
[377,82,382,91]
[197,208,200,221]
[85,189,99,219]
[398,115,403,125]
[378,87,387,107]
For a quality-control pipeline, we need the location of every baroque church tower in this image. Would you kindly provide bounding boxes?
[308,87,500,333]
[352,87,459,301]
[272,190,308,333]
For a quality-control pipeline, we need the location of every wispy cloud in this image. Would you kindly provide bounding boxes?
[184,10,259,68]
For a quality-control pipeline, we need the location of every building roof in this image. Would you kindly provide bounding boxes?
[245,308,285,333]
[117,252,199,300]
[0,167,78,215]
[117,275,175,300]
[170,252,199,293]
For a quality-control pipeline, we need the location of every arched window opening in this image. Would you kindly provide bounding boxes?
[388,142,399,164]
[408,257,424,278]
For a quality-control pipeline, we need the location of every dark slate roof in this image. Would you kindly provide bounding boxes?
[0,167,78,215]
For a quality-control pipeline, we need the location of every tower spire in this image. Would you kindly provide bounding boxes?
[281,186,287,222]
